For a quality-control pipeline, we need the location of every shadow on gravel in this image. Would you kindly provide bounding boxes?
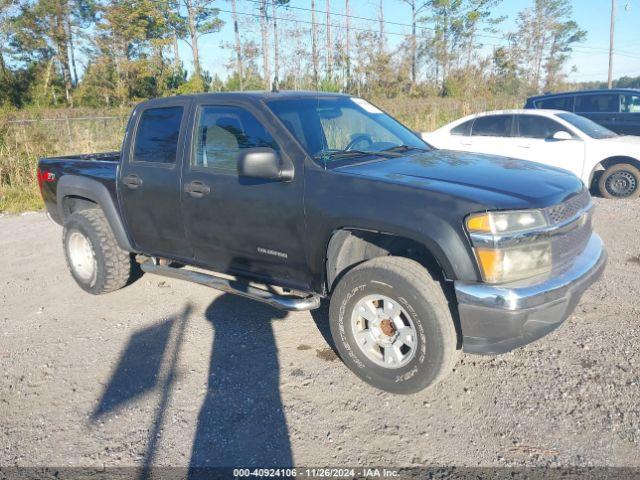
[90,295,292,477]
[90,304,193,480]
[188,294,293,476]
[91,309,188,420]
[310,300,336,352]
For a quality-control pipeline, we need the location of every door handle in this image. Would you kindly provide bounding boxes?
[185,181,211,198]
[123,174,143,189]
[460,141,472,146]
[518,144,531,149]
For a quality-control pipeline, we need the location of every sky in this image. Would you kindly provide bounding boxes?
[185,0,640,83]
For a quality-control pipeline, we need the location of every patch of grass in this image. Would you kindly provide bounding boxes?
[0,107,127,214]
[0,184,43,213]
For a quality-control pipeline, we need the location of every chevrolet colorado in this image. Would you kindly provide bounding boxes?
[37,92,606,393]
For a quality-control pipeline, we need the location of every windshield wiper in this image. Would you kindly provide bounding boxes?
[316,149,395,162]
[381,144,429,153]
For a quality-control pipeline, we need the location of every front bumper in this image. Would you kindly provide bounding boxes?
[455,233,606,354]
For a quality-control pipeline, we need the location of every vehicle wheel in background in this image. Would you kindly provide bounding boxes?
[63,209,135,294]
[598,163,640,199]
[328,256,460,394]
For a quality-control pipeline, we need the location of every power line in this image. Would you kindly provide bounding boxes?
[146,0,440,42]
[571,67,640,79]
[147,0,640,59]
[571,48,640,59]
[172,0,509,43]
[237,0,509,43]
[219,0,640,56]
[168,0,640,59]
[133,0,640,64]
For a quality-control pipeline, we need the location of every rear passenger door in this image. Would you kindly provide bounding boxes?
[514,114,585,177]
[467,114,519,158]
[119,100,192,257]
[180,101,309,289]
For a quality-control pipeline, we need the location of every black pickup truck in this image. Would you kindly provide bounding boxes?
[38,92,606,393]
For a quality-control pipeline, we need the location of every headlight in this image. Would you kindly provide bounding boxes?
[466,210,547,234]
[473,242,552,283]
[466,210,552,284]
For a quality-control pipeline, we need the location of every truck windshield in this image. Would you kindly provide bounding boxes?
[556,112,618,139]
[266,96,429,165]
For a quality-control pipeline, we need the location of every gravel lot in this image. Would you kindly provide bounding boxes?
[0,198,639,473]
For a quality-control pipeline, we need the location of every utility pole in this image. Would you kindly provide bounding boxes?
[272,0,280,86]
[345,0,350,90]
[231,0,244,90]
[326,0,332,78]
[311,0,319,87]
[379,0,384,52]
[608,0,616,89]
[259,0,271,90]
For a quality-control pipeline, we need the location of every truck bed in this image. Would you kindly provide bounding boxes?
[38,151,121,225]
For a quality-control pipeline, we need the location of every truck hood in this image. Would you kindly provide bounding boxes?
[335,149,584,210]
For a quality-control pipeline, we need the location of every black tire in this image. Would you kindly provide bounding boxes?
[328,256,459,394]
[598,163,640,199]
[63,209,134,294]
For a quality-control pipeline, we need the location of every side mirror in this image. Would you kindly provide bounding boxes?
[237,147,293,181]
[551,131,573,141]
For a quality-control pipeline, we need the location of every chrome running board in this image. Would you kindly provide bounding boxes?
[140,262,321,311]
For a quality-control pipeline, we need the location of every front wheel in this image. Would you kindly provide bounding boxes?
[598,163,640,199]
[328,256,459,394]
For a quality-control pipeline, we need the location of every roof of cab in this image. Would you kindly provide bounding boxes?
[137,90,351,107]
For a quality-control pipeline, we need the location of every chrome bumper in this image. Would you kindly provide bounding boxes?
[455,233,607,354]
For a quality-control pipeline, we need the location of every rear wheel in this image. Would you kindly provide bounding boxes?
[63,209,134,294]
[598,163,640,199]
[328,256,459,394]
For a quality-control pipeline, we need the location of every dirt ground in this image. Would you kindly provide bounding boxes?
[1,198,639,473]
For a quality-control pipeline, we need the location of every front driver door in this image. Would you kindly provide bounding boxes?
[181,101,309,290]
[514,114,584,178]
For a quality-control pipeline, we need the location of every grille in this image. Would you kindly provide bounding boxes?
[545,190,592,225]
[551,214,592,270]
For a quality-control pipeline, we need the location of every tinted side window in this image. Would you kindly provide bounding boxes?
[133,107,183,164]
[575,94,620,113]
[517,115,571,139]
[193,106,279,171]
[534,96,573,111]
[451,119,473,136]
[471,115,513,137]
[272,109,308,147]
[621,94,640,113]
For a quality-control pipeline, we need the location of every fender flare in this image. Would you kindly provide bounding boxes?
[56,175,135,252]
[324,224,477,292]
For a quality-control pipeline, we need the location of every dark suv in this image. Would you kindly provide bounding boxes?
[525,89,640,136]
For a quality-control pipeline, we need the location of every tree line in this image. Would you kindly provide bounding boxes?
[0,0,593,108]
